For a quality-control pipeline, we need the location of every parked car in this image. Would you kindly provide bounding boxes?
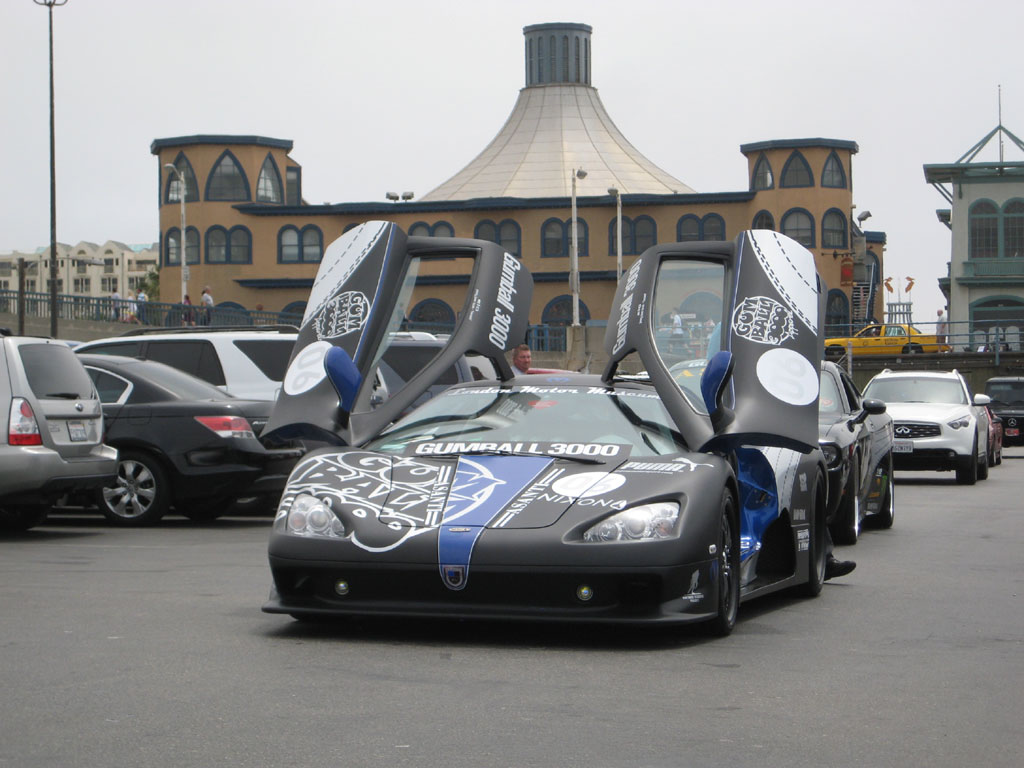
[74,326,298,401]
[818,361,894,544]
[862,369,990,485]
[1,334,117,531]
[73,354,303,525]
[984,405,1003,466]
[263,223,831,637]
[983,376,1024,446]
[825,323,950,357]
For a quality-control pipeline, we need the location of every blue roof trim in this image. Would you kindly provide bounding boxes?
[740,138,859,154]
[864,230,887,244]
[151,135,294,154]
[234,191,757,217]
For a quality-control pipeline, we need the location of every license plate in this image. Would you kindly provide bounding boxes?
[1007,428,1019,437]
[68,420,87,442]
[894,439,914,453]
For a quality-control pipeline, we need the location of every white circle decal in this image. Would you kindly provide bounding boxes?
[755,348,818,406]
[283,340,332,395]
[551,472,626,499]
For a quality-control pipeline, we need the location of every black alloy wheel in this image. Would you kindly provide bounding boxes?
[706,489,740,637]
[801,473,827,597]
[831,456,861,546]
[97,450,170,526]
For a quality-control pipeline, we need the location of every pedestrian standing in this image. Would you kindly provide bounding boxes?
[200,286,214,326]
[936,308,948,347]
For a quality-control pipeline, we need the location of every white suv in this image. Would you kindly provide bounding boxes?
[862,369,990,485]
[75,326,297,401]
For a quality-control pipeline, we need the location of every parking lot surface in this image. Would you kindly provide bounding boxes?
[2,453,1023,768]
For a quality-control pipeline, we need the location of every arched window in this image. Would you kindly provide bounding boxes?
[302,226,323,262]
[634,216,656,252]
[701,214,725,241]
[205,150,250,201]
[476,219,521,257]
[1003,200,1024,258]
[278,225,323,263]
[410,298,455,326]
[409,222,431,238]
[256,154,283,203]
[433,221,454,238]
[542,218,565,257]
[165,228,181,266]
[475,220,497,242]
[677,215,700,242]
[821,151,847,188]
[781,209,815,247]
[165,152,198,203]
[780,151,813,188]
[279,227,299,263]
[542,295,590,326]
[752,154,774,190]
[206,227,227,263]
[825,289,850,336]
[752,210,775,230]
[185,227,199,264]
[228,227,252,264]
[822,209,848,249]
[969,200,999,259]
[570,217,588,256]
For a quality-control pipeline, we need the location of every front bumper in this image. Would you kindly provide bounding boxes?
[892,423,976,471]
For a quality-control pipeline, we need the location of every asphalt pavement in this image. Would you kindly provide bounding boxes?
[1,451,1022,768]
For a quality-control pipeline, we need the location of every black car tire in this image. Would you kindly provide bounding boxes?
[97,450,170,526]
[705,489,740,637]
[801,473,827,597]
[901,343,923,354]
[872,453,895,529]
[955,439,978,485]
[830,456,860,546]
[0,504,49,532]
[977,439,989,480]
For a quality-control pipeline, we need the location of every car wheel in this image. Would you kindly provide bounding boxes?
[97,451,170,526]
[705,489,740,637]
[955,439,978,485]
[801,472,827,597]
[977,438,989,480]
[872,453,895,529]
[830,457,860,546]
[0,504,49,532]
[900,343,923,354]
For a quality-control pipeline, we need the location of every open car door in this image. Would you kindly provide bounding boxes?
[602,230,823,454]
[264,222,533,445]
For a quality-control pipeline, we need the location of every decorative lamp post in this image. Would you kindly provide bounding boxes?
[164,163,188,303]
[35,0,68,337]
[570,168,587,326]
[608,187,622,281]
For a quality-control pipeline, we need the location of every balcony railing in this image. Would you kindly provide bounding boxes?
[960,258,1024,278]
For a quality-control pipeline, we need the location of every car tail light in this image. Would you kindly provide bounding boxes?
[9,398,43,446]
[194,415,255,439]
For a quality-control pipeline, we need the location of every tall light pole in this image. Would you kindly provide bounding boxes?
[164,163,188,303]
[35,0,68,338]
[570,168,586,326]
[608,187,622,282]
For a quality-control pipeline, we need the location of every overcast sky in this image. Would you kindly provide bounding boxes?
[3,0,1023,321]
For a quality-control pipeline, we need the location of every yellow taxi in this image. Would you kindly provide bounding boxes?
[824,323,949,357]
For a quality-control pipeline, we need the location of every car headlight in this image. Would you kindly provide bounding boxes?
[947,415,973,430]
[820,442,842,469]
[582,501,680,542]
[274,493,347,538]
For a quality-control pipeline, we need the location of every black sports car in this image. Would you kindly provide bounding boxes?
[817,361,894,545]
[76,354,302,525]
[262,223,830,636]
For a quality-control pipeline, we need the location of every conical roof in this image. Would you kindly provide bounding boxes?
[420,23,694,201]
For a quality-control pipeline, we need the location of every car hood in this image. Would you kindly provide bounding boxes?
[882,401,973,421]
[279,448,727,548]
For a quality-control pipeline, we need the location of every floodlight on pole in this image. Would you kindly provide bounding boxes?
[608,187,622,281]
[164,163,188,302]
[570,168,586,326]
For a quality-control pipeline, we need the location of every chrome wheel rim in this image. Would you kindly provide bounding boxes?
[103,460,157,519]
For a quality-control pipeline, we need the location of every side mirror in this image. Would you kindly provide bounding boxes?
[324,346,362,414]
[851,397,886,427]
[701,350,735,431]
[973,393,992,406]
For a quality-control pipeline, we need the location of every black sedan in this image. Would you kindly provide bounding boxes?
[76,354,302,525]
[818,360,894,544]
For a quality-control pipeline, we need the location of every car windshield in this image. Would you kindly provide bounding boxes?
[863,376,967,405]
[365,384,688,457]
[985,381,1024,405]
[818,371,843,414]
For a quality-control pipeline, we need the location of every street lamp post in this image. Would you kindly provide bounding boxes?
[164,163,188,304]
[570,168,587,326]
[35,0,68,338]
[608,187,622,281]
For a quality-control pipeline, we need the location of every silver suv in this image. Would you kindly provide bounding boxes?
[862,369,990,485]
[1,333,118,530]
[75,326,298,401]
